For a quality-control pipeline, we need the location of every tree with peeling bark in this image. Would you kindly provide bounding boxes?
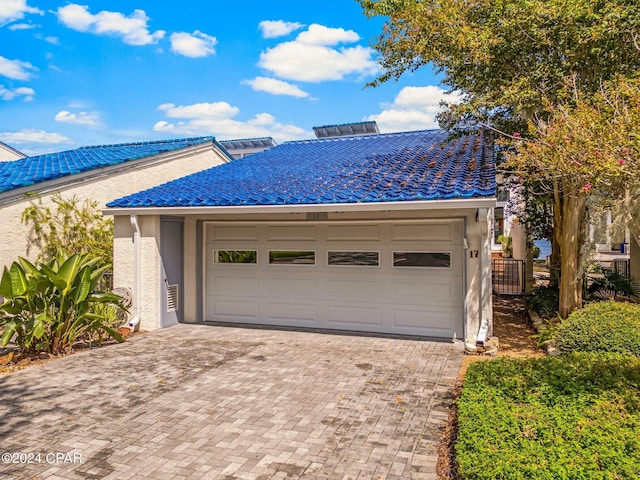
[504,79,640,317]
[360,0,640,316]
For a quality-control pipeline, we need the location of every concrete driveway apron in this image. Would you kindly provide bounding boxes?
[0,324,463,480]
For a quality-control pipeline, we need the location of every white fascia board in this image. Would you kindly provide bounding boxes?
[103,197,497,216]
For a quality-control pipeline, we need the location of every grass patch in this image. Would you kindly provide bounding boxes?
[456,354,640,479]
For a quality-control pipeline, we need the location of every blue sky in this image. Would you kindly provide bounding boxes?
[0,0,454,155]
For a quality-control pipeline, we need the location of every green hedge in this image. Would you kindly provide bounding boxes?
[554,301,640,355]
[456,355,640,479]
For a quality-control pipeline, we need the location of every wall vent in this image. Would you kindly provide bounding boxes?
[167,284,179,312]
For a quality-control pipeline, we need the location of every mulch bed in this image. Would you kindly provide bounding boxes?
[0,327,140,375]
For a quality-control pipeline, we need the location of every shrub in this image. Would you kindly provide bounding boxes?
[456,354,640,479]
[497,234,512,257]
[21,193,113,266]
[532,244,540,259]
[0,254,125,354]
[587,269,639,300]
[526,285,559,318]
[553,301,640,355]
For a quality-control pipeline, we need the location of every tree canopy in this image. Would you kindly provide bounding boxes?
[361,0,640,125]
[504,78,640,316]
[507,78,640,197]
[361,0,640,316]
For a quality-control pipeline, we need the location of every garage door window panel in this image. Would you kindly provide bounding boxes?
[327,251,380,267]
[269,250,316,265]
[393,252,451,268]
[214,250,258,264]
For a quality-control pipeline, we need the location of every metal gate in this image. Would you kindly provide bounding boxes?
[492,258,525,295]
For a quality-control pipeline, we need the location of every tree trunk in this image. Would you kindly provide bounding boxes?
[558,194,587,318]
[549,234,561,287]
[550,184,563,288]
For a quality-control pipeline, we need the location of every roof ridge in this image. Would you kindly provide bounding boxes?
[78,136,214,150]
[286,128,443,146]
[220,136,274,143]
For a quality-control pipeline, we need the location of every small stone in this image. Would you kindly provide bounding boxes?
[483,345,498,357]
[547,346,560,356]
[464,342,478,354]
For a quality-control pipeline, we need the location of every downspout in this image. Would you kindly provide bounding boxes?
[128,214,141,331]
[476,207,491,346]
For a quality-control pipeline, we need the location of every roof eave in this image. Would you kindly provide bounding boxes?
[103,197,497,216]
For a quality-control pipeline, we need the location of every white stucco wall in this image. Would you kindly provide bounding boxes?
[113,215,162,331]
[112,207,493,339]
[0,145,229,269]
[0,143,25,162]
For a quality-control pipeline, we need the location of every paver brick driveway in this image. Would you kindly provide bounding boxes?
[0,324,463,480]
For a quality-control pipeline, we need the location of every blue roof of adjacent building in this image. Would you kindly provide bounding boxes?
[0,137,218,194]
[107,129,496,208]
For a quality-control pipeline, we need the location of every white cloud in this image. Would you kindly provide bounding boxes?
[0,85,34,101]
[258,24,378,82]
[170,30,217,58]
[259,20,304,38]
[153,100,310,142]
[0,0,41,26]
[158,102,239,119]
[8,22,37,30]
[0,55,36,80]
[35,33,59,45]
[296,24,360,46]
[243,77,309,98]
[57,4,165,46]
[0,129,73,146]
[55,110,99,126]
[0,129,75,156]
[392,86,462,108]
[366,86,462,132]
[68,100,90,109]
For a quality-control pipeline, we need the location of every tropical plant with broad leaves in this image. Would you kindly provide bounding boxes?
[0,254,125,354]
[588,270,639,301]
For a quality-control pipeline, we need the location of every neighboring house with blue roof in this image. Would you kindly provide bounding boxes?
[0,141,26,162]
[219,137,277,159]
[105,129,497,345]
[0,137,232,269]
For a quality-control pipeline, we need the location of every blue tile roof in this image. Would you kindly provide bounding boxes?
[0,137,218,194]
[107,129,496,208]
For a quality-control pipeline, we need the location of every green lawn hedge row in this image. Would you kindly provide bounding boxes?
[456,354,640,479]
[554,301,640,355]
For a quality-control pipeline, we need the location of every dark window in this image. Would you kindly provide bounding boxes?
[328,251,379,266]
[494,207,505,244]
[497,188,510,202]
[393,252,451,268]
[269,250,316,265]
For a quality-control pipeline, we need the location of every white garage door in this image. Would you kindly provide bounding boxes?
[204,220,464,338]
